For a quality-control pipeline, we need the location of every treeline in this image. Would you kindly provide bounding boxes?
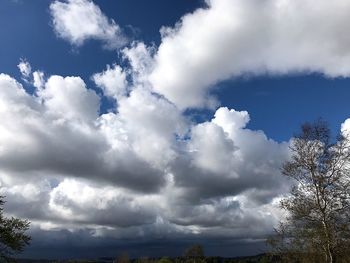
[129,254,279,263]
[16,254,278,263]
[109,245,279,263]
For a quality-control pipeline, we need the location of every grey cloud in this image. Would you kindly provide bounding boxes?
[169,109,290,204]
[0,74,166,193]
[23,226,268,259]
[0,70,290,256]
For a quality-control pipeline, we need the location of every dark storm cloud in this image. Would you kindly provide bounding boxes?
[23,227,268,259]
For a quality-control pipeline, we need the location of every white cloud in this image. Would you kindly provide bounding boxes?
[33,70,45,90]
[189,121,237,176]
[17,58,31,79]
[341,118,350,136]
[92,64,128,100]
[122,42,155,85]
[39,75,100,122]
[116,87,187,168]
[50,0,127,49]
[150,0,350,109]
[48,178,158,227]
[16,59,46,91]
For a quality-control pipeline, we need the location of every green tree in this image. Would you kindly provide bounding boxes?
[269,120,350,263]
[0,196,31,262]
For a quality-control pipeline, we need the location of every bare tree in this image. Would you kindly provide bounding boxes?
[269,120,350,263]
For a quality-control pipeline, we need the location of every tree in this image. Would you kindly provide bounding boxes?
[158,257,173,263]
[0,196,31,262]
[116,252,130,263]
[269,120,350,263]
[184,244,204,263]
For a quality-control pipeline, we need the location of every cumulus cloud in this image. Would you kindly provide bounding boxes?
[50,0,127,49]
[0,68,290,248]
[92,64,128,100]
[0,27,295,253]
[39,75,100,121]
[122,42,155,85]
[0,73,165,193]
[169,107,290,204]
[150,0,350,109]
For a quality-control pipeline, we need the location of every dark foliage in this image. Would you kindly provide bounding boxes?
[0,196,31,262]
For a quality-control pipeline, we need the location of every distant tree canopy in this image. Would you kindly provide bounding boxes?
[0,196,31,262]
[269,120,350,263]
[157,257,173,263]
[117,252,130,263]
[184,244,204,263]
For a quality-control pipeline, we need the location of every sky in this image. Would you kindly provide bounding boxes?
[1,0,350,260]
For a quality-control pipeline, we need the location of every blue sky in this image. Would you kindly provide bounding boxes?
[2,0,350,142]
[1,0,350,260]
